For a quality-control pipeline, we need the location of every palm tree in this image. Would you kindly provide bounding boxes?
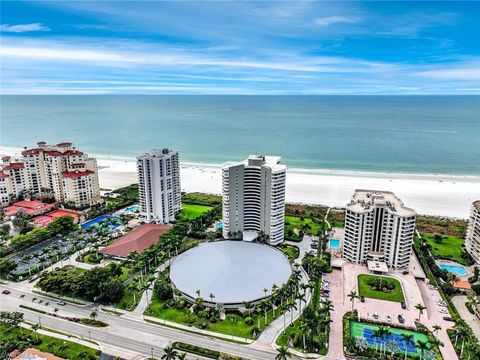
[177,353,187,360]
[297,321,309,350]
[275,345,291,359]
[31,323,40,340]
[415,303,427,322]
[432,324,442,336]
[416,340,430,360]
[195,289,201,298]
[161,345,178,360]
[76,351,88,359]
[90,311,98,321]
[263,288,269,297]
[57,342,68,354]
[209,293,215,303]
[348,291,358,312]
[401,333,414,360]
[448,272,460,287]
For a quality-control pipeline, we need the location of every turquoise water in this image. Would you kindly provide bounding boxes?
[1,95,479,175]
[81,215,122,229]
[329,239,341,249]
[439,263,468,276]
[123,205,140,213]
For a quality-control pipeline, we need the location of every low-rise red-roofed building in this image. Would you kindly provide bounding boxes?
[4,200,56,217]
[99,223,171,259]
[33,209,79,226]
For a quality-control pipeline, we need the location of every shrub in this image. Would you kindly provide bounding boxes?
[244,316,254,325]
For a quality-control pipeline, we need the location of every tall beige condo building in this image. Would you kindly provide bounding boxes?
[466,200,480,264]
[0,141,101,207]
[222,155,286,246]
[343,190,416,269]
[137,149,181,224]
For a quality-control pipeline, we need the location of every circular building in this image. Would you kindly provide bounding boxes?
[170,241,292,307]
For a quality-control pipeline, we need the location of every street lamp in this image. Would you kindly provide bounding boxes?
[38,316,42,328]
[88,330,92,342]
[150,346,154,359]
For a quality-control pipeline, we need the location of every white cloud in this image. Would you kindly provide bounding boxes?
[313,16,360,27]
[0,23,50,33]
[415,67,480,81]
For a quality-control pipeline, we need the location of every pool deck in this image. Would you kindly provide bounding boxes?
[435,260,470,278]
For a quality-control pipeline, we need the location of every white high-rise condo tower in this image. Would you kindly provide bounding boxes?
[222,155,286,246]
[343,190,416,269]
[466,200,480,264]
[137,149,181,224]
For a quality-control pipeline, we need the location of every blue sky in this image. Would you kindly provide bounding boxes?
[1,1,479,94]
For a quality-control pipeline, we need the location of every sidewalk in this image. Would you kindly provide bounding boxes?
[258,267,311,344]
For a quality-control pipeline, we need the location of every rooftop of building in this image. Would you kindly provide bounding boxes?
[99,223,171,258]
[223,155,286,172]
[13,348,65,360]
[5,200,56,217]
[137,148,178,160]
[2,162,25,171]
[474,200,480,210]
[346,189,416,217]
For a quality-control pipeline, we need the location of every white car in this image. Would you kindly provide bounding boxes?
[386,315,392,323]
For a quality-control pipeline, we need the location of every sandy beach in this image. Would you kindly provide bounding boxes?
[2,147,479,218]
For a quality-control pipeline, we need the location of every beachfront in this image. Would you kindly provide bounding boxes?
[1,147,479,218]
[97,156,480,219]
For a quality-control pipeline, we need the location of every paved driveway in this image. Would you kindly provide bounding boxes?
[452,295,480,341]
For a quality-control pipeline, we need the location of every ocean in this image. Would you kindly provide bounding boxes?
[1,95,479,175]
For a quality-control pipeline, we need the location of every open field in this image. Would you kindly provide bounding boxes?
[422,233,465,264]
[358,274,405,303]
[177,203,213,221]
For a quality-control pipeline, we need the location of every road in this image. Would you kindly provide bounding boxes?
[1,283,280,360]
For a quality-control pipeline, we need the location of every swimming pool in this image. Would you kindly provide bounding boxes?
[123,205,140,213]
[82,215,122,229]
[329,239,341,249]
[439,263,468,276]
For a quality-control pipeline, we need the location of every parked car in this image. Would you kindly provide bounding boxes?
[373,312,379,319]
[2,290,11,295]
[401,301,407,309]
[443,316,454,322]
[360,296,365,303]
[398,315,405,324]
[56,300,66,306]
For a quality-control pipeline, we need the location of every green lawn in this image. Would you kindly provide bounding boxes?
[0,324,100,359]
[115,289,141,310]
[284,216,321,241]
[177,203,212,220]
[279,244,300,262]
[358,274,405,303]
[422,233,465,264]
[146,299,279,339]
[350,321,429,356]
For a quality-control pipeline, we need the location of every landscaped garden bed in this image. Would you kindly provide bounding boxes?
[358,274,405,303]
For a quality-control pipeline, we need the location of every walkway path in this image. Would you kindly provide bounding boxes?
[326,268,346,360]
[452,295,480,341]
[257,267,311,344]
[133,257,176,314]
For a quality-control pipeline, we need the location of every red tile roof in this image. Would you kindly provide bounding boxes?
[62,170,94,178]
[21,148,42,156]
[5,200,56,216]
[100,224,171,257]
[33,215,54,227]
[452,280,472,290]
[46,209,79,220]
[14,348,65,360]
[0,171,8,178]
[2,162,25,170]
[1,156,11,161]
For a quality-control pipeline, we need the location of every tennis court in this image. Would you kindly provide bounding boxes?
[350,321,430,356]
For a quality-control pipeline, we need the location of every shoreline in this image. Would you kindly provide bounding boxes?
[1,146,479,218]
